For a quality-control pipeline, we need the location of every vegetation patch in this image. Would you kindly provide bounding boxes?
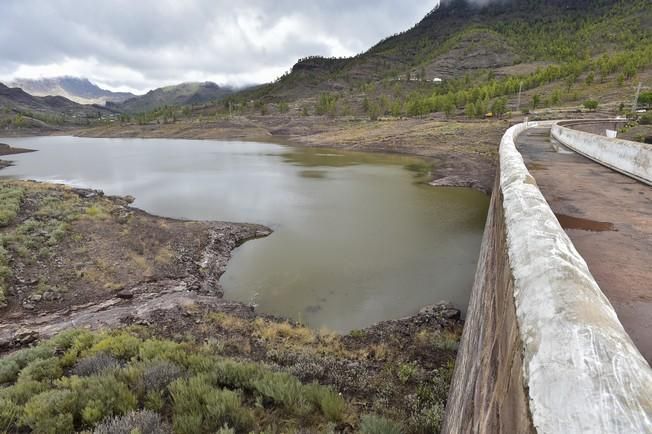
[0,329,358,433]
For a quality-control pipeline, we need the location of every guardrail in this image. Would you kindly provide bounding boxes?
[551,120,652,185]
[443,121,652,433]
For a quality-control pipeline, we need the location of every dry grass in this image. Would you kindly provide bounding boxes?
[154,246,175,265]
[254,318,315,345]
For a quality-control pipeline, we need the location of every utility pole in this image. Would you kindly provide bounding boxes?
[633,82,642,112]
[516,81,523,113]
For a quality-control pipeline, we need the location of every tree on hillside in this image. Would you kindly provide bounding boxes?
[583,99,599,111]
[638,92,652,109]
[491,97,508,118]
[531,94,541,110]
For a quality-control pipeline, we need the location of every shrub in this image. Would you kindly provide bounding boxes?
[58,373,138,426]
[583,99,599,110]
[18,357,62,382]
[22,389,76,434]
[398,362,418,384]
[252,371,311,416]
[0,359,20,384]
[93,410,171,434]
[306,383,346,422]
[72,354,120,377]
[0,398,20,431]
[88,333,142,360]
[0,185,24,227]
[170,375,253,433]
[409,402,444,434]
[0,379,48,405]
[139,360,183,394]
[138,338,188,365]
[360,414,404,434]
[639,112,652,125]
[210,359,262,390]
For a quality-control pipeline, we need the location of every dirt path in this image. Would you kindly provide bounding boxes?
[516,127,652,363]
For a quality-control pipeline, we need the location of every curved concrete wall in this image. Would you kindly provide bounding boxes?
[443,122,652,433]
[552,120,652,185]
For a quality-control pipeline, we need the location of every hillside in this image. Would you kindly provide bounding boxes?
[9,77,135,105]
[221,0,650,114]
[113,82,234,114]
[0,82,117,131]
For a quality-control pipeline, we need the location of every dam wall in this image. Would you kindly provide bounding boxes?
[551,120,652,185]
[442,122,652,433]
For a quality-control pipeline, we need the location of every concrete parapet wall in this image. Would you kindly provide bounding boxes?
[552,120,652,185]
[443,122,652,433]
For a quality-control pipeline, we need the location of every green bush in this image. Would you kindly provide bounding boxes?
[89,333,142,360]
[398,362,419,384]
[639,112,652,125]
[0,397,20,430]
[583,99,599,110]
[22,389,76,434]
[0,379,48,405]
[306,383,346,422]
[0,329,356,432]
[138,338,188,365]
[170,375,253,433]
[0,185,24,227]
[0,359,20,384]
[360,414,404,434]
[19,357,62,382]
[252,371,311,416]
[59,373,138,426]
[409,403,444,434]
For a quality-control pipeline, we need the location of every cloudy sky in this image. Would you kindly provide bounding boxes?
[0,0,435,94]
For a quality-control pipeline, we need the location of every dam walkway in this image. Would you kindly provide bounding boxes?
[516,126,652,363]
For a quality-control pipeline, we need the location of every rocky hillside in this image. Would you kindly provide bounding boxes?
[233,0,650,103]
[9,77,135,105]
[0,83,117,131]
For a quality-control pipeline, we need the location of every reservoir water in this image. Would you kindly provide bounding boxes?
[0,136,488,331]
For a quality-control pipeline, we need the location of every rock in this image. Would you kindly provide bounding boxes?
[116,289,133,299]
[29,294,42,302]
[22,303,35,310]
[72,187,104,198]
[442,308,461,320]
[419,302,461,320]
[14,329,39,345]
[124,195,135,204]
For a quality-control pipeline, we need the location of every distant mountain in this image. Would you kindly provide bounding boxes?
[0,82,117,129]
[113,82,234,113]
[9,77,135,105]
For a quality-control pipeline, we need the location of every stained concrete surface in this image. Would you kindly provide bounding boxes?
[516,127,652,363]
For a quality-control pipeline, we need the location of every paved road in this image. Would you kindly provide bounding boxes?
[516,127,652,363]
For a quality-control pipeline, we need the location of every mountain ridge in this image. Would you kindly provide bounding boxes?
[112,81,235,114]
[8,77,135,105]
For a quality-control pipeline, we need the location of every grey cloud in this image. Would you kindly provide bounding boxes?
[0,0,435,92]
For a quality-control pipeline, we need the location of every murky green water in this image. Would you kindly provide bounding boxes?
[1,136,488,331]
